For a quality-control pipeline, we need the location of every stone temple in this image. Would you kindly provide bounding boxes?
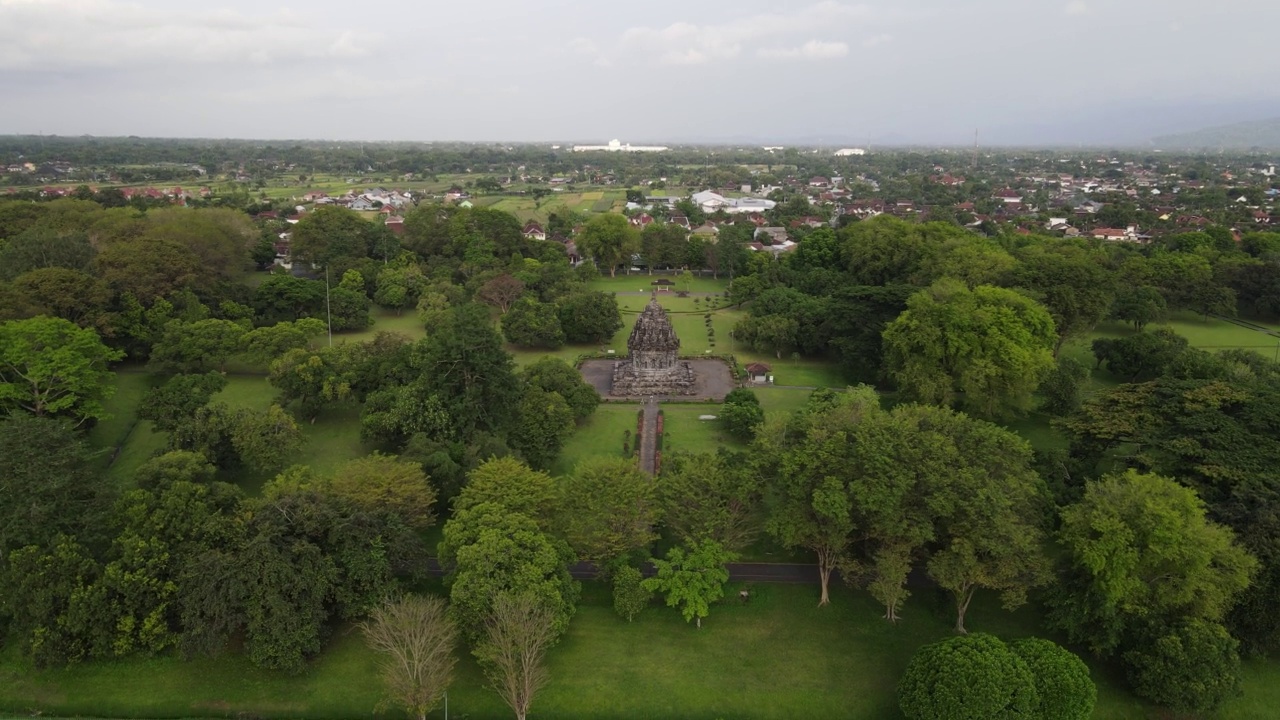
[611,295,696,396]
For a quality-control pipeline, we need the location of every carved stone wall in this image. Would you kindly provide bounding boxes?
[611,295,696,395]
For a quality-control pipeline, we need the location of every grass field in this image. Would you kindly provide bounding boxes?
[659,404,744,456]
[588,274,732,294]
[550,403,642,477]
[5,581,1280,720]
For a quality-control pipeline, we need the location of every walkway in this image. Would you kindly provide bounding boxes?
[638,397,659,474]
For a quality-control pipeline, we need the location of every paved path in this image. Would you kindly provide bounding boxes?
[638,397,659,474]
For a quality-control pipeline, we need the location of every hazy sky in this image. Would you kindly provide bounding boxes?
[2,0,1277,144]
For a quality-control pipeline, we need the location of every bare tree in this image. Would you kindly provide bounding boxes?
[478,593,559,720]
[358,594,458,720]
[476,274,526,314]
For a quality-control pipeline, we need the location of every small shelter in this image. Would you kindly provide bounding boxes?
[745,362,773,384]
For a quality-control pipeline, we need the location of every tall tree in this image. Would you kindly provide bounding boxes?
[557,457,659,568]
[882,279,1056,419]
[359,594,459,720]
[577,213,639,277]
[477,593,559,720]
[1049,470,1257,656]
[658,450,760,554]
[641,539,735,629]
[0,316,124,425]
[557,290,623,344]
[760,386,882,605]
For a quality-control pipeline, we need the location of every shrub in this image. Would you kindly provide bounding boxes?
[899,633,1037,720]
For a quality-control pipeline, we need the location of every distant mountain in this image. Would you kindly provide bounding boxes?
[1153,118,1280,150]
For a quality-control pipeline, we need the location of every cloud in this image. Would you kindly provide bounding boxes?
[0,0,378,71]
[1064,1,1091,16]
[758,40,850,60]
[862,33,893,48]
[602,2,877,66]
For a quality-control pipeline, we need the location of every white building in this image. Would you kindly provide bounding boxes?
[834,148,867,156]
[572,139,668,153]
[691,190,776,214]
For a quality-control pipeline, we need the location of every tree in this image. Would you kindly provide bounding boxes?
[374,264,426,315]
[450,457,559,527]
[577,213,639,277]
[477,273,526,314]
[1111,285,1166,330]
[1008,638,1096,720]
[1122,620,1242,714]
[761,387,882,606]
[1,535,105,667]
[360,381,452,448]
[1038,355,1089,416]
[1049,470,1257,656]
[134,450,217,490]
[445,507,578,642]
[228,404,304,473]
[558,457,659,567]
[898,633,1037,720]
[477,593,559,720]
[1090,328,1188,381]
[732,313,798,359]
[329,454,438,530]
[501,297,565,349]
[509,386,574,470]
[0,226,94,280]
[642,539,735,628]
[557,290,623,344]
[11,268,111,328]
[1009,243,1115,352]
[519,357,599,422]
[882,280,1057,419]
[149,318,248,373]
[289,206,374,265]
[0,414,108,560]
[719,388,764,440]
[658,451,760,554]
[413,304,521,438]
[0,316,124,425]
[93,236,202,303]
[138,372,228,433]
[358,594,458,720]
[611,565,651,621]
[268,347,355,423]
[240,319,327,366]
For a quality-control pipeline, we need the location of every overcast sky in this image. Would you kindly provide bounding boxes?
[2,0,1277,145]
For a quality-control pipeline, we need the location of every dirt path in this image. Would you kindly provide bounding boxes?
[638,397,659,474]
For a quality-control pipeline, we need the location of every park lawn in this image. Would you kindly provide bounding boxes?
[550,403,642,477]
[1090,311,1280,357]
[659,404,744,456]
[12,580,1280,719]
[753,386,816,415]
[88,370,160,464]
[588,273,731,294]
[333,308,428,345]
[212,376,372,493]
[617,294,733,312]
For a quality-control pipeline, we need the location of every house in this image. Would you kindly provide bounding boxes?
[629,213,655,228]
[745,362,772,384]
[669,215,691,230]
[754,227,789,245]
[993,188,1023,203]
[303,191,329,202]
[1091,227,1133,242]
[808,176,829,188]
[691,222,720,240]
[384,216,405,235]
[522,221,547,241]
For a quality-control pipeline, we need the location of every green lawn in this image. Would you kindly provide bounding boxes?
[551,403,642,477]
[6,581,1279,720]
[659,405,744,456]
[588,274,731,294]
[752,386,816,416]
[333,308,428,345]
